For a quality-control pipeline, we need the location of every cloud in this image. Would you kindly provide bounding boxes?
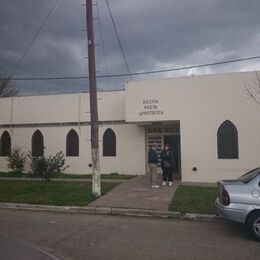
[0,0,260,95]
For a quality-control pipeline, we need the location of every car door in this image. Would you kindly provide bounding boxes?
[249,176,260,207]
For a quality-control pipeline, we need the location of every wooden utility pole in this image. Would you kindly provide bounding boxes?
[86,0,101,197]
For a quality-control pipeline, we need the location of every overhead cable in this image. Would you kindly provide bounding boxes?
[105,0,133,80]
[1,54,260,81]
[10,0,60,76]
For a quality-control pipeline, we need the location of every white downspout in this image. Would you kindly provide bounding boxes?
[78,93,81,135]
[10,96,14,136]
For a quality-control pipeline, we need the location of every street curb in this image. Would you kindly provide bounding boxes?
[183,213,219,221]
[0,203,219,221]
[111,208,182,219]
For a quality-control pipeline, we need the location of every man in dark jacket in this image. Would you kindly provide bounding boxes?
[148,143,159,188]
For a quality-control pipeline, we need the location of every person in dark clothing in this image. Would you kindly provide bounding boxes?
[161,144,175,186]
[148,143,159,188]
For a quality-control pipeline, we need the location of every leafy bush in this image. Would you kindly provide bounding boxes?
[7,147,27,173]
[29,151,68,184]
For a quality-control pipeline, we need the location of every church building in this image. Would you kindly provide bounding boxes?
[0,70,259,183]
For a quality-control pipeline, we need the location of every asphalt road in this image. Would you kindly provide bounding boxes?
[0,231,69,260]
[0,209,259,260]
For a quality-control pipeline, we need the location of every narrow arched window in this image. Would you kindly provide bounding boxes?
[0,131,11,156]
[32,130,44,156]
[66,129,79,156]
[217,120,238,159]
[103,128,116,157]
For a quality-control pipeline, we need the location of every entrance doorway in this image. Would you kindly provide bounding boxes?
[164,135,181,179]
[146,123,181,179]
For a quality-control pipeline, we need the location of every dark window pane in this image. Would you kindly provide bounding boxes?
[66,129,79,157]
[32,130,44,157]
[0,131,11,156]
[217,121,238,159]
[103,128,116,157]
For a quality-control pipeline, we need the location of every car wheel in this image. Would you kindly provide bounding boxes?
[246,211,260,241]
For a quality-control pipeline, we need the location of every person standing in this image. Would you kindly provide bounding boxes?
[148,143,159,188]
[161,144,175,186]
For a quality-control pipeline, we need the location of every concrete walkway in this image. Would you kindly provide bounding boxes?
[90,175,179,211]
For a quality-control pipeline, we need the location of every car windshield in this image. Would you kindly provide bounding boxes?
[238,168,260,183]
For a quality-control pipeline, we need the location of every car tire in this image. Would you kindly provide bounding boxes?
[246,211,260,241]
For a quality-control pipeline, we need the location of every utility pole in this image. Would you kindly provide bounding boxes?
[86,0,101,197]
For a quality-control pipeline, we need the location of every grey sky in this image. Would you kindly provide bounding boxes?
[0,0,260,95]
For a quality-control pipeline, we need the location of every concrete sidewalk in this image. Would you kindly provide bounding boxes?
[89,175,179,211]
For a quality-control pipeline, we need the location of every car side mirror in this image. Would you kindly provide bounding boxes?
[258,181,260,187]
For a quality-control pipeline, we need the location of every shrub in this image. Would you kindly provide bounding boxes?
[7,147,27,173]
[109,172,119,176]
[29,151,68,184]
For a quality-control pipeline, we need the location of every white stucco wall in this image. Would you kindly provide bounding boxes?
[0,90,125,125]
[0,90,145,175]
[0,124,145,175]
[125,71,260,182]
[100,124,145,175]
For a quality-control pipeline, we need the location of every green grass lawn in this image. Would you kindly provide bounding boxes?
[169,185,218,214]
[0,172,136,180]
[0,172,29,178]
[0,180,118,206]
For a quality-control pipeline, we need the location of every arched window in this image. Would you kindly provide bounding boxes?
[103,128,116,157]
[217,120,238,159]
[0,131,11,156]
[32,130,44,156]
[66,129,79,156]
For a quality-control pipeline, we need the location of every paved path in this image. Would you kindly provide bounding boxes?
[90,175,179,211]
[0,209,259,260]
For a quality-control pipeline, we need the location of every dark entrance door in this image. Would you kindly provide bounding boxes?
[163,135,181,179]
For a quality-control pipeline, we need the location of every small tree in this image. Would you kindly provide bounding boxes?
[0,73,19,97]
[7,147,27,174]
[29,151,68,184]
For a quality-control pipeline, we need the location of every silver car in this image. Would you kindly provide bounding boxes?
[215,167,260,240]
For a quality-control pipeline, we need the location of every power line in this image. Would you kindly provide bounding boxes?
[105,0,133,80]
[10,0,60,76]
[0,58,43,76]
[1,54,260,81]
[0,53,63,90]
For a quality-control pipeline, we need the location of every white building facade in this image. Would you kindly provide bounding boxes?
[1,71,260,183]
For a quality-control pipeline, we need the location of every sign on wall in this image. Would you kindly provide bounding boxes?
[139,99,164,116]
